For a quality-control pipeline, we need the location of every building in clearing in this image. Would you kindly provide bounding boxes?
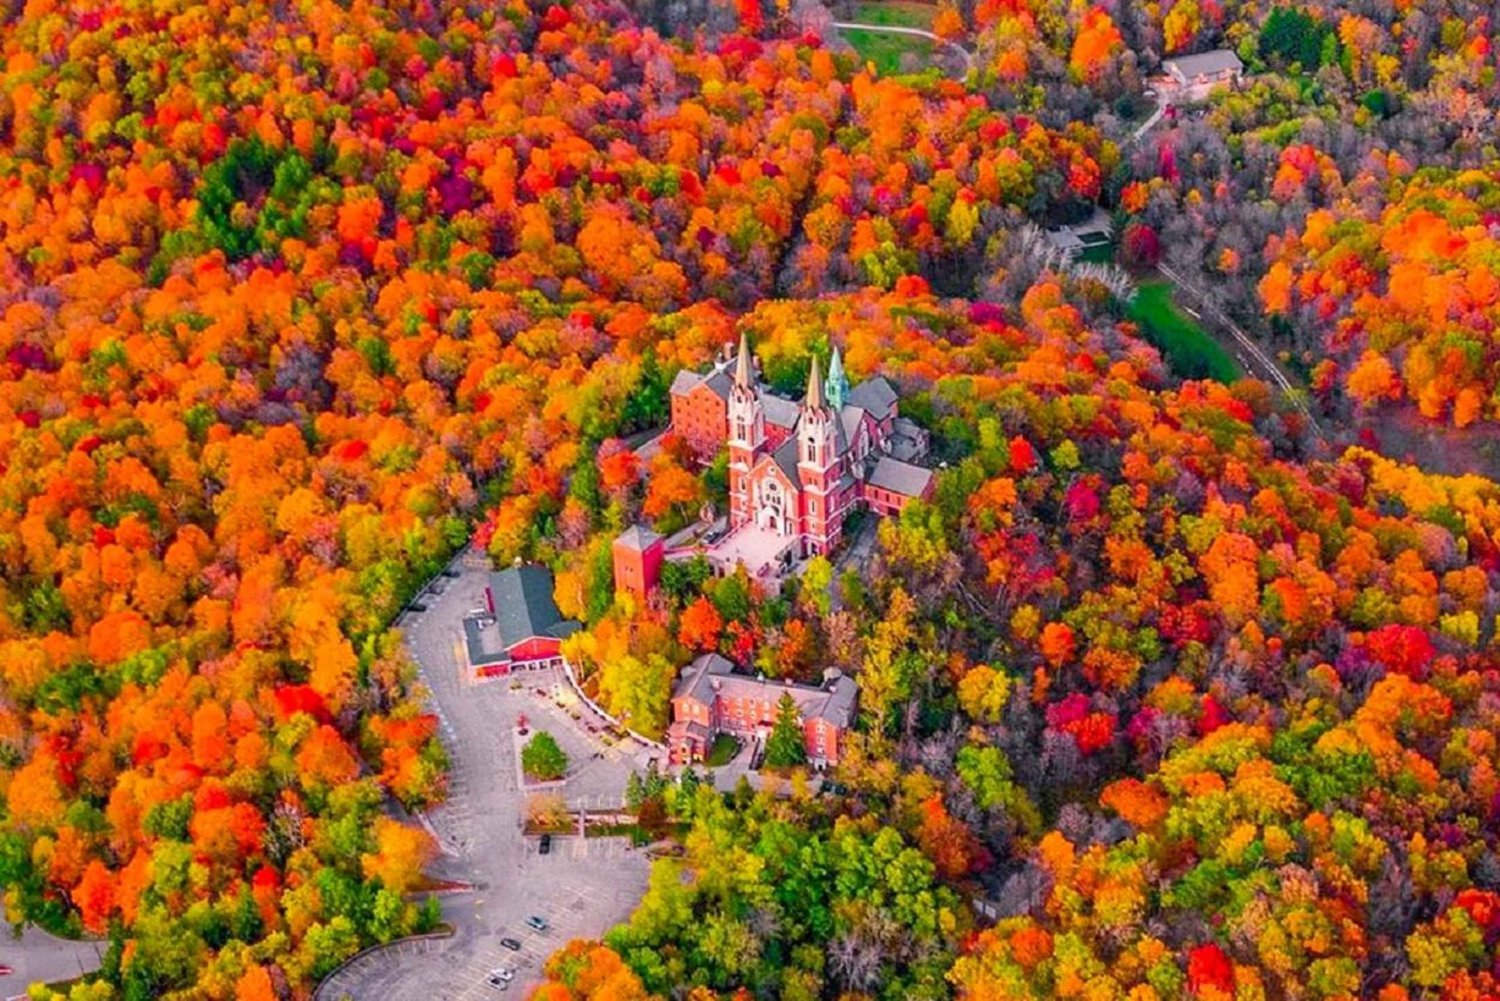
[666,653,858,768]
[462,565,581,679]
[1161,50,1243,99]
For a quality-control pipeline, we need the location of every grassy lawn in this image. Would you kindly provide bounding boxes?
[706,733,741,767]
[852,0,934,27]
[843,28,934,75]
[1128,282,1241,384]
[845,2,936,75]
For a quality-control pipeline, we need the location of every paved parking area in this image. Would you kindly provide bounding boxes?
[318,548,653,1000]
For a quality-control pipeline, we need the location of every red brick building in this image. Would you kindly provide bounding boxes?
[612,525,664,599]
[667,653,858,768]
[669,363,732,462]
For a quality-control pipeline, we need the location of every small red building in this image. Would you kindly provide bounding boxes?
[463,565,581,678]
[613,525,665,599]
[667,653,857,769]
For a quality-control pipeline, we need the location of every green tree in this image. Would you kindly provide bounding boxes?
[521,731,569,781]
[763,693,807,769]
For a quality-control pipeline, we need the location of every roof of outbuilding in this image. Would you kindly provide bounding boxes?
[614,524,663,551]
[489,565,578,650]
[463,615,510,667]
[1164,49,1243,78]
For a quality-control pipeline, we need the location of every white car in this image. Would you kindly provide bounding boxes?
[492,968,515,982]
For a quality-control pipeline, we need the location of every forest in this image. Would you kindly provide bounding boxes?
[0,0,1497,997]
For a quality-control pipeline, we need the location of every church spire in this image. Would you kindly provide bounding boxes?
[825,345,849,411]
[805,354,825,411]
[734,332,752,389]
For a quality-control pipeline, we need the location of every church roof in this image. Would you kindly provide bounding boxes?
[848,377,898,418]
[839,405,867,446]
[759,391,801,429]
[772,437,800,481]
[868,456,933,497]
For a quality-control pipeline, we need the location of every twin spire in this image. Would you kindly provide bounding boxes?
[733,334,845,414]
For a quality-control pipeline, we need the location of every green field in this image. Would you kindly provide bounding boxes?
[852,0,933,26]
[1127,282,1241,383]
[845,2,936,75]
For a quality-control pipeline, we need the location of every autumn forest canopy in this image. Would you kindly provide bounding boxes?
[1,0,1500,997]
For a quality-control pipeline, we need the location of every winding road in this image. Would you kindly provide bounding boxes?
[316,547,652,1001]
[1158,263,1328,442]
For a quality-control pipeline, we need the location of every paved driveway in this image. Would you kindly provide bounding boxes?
[0,927,102,997]
[319,549,652,1000]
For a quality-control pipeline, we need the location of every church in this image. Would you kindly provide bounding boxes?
[720,335,933,559]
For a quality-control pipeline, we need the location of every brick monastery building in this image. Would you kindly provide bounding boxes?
[667,653,857,767]
[669,336,934,560]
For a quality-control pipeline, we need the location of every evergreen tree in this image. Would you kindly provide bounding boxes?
[521,731,569,781]
[763,693,808,769]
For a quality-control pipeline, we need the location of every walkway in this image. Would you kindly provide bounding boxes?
[832,21,975,75]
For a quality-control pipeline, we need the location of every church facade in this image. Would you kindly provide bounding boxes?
[721,335,933,558]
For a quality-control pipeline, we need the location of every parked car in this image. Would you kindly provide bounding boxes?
[485,972,509,991]
[500,937,522,951]
[442,567,460,578]
[539,834,552,855]
[492,968,515,982]
[526,915,549,932]
[409,602,428,613]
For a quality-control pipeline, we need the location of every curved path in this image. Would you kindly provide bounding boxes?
[832,21,975,75]
[317,546,652,1001]
[1157,263,1327,441]
[0,927,103,995]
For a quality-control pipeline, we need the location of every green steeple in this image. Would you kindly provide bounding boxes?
[825,345,849,411]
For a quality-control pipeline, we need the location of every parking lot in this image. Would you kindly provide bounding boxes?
[317,547,654,1000]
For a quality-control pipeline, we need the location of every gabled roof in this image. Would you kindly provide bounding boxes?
[1164,49,1243,78]
[848,377,898,419]
[463,615,510,667]
[673,652,736,705]
[759,391,800,430]
[489,566,577,650]
[672,654,858,728]
[771,437,800,482]
[671,368,732,401]
[840,405,869,445]
[868,456,933,497]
